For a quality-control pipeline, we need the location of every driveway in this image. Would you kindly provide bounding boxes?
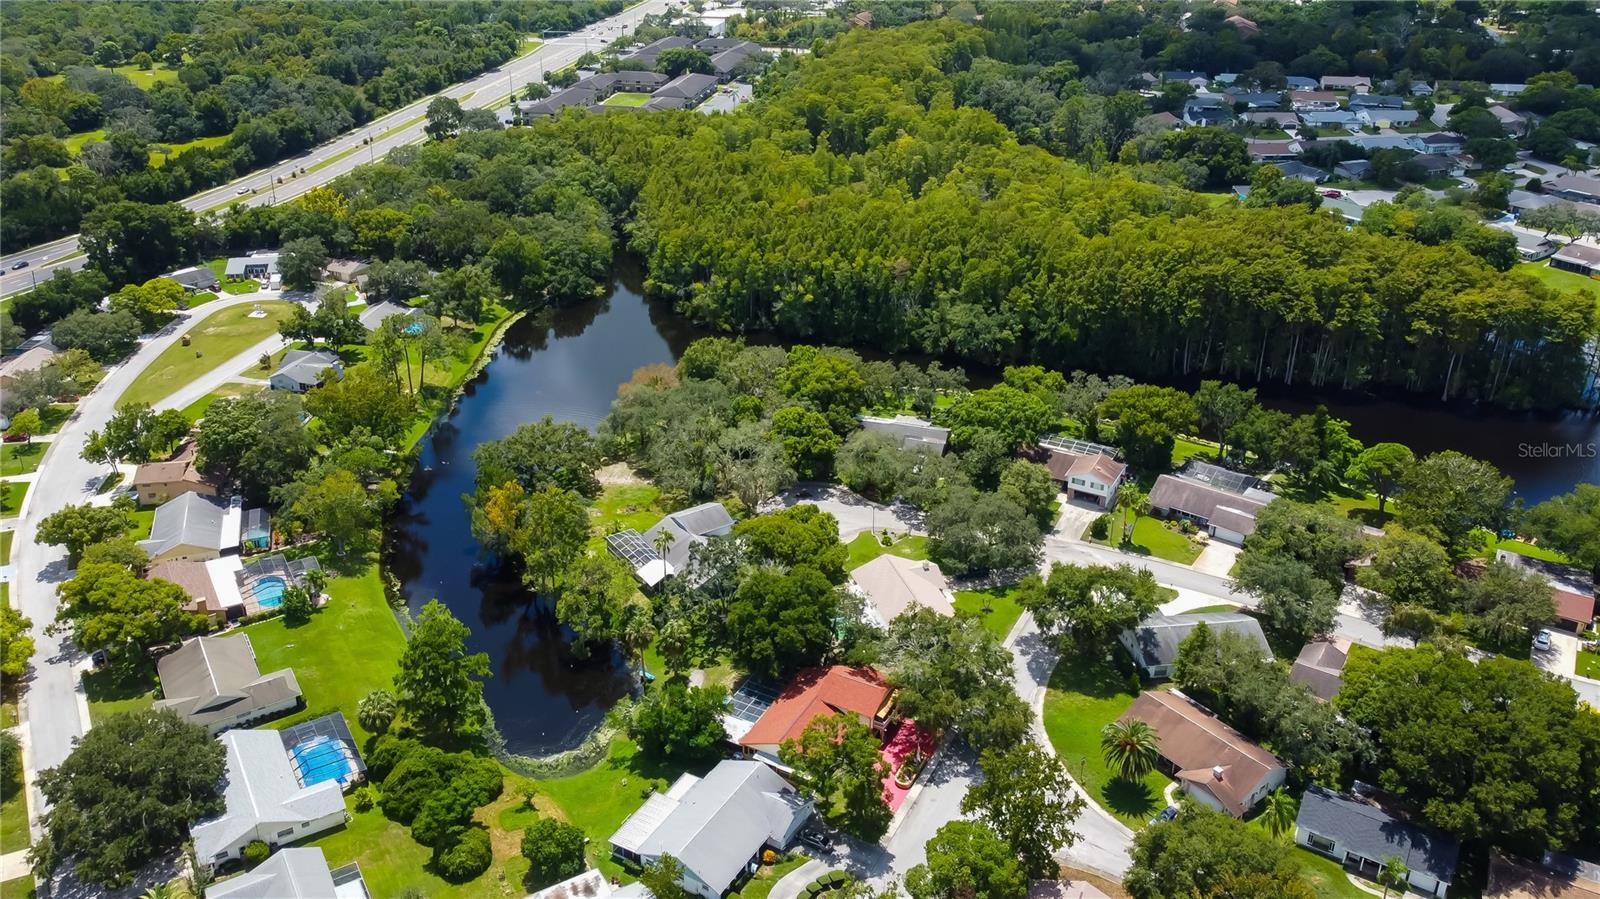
[1053,499,1103,541]
[1533,630,1579,677]
[762,484,922,541]
[1191,541,1239,578]
[13,290,296,835]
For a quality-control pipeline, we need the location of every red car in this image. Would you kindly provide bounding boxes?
[2,432,28,443]
[1320,189,1343,198]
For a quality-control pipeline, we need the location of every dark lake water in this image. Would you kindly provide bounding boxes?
[387,256,1597,754]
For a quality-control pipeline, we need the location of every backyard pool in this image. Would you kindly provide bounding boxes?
[289,735,360,788]
[252,575,287,609]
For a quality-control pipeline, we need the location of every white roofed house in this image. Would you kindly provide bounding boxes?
[851,554,954,627]
[191,729,348,869]
[270,348,344,393]
[857,414,950,454]
[609,761,813,899]
[205,847,368,898]
[224,253,280,282]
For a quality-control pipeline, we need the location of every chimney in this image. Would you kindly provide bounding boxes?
[1212,766,1225,781]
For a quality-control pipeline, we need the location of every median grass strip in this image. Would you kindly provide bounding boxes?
[118,301,294,407]
[0,482,29,517]
[1042,652,1169,828]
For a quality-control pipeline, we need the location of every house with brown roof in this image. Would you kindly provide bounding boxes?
[131,442,217,506]
[1043,449,1126,509]
[1291,91,1340,111]
[1118,690,1286,817]
[0,343,58,390]
[1552,588,1596,632]
[1223,14,1259,37]
[738,666,893,759]
[147,559,226,623]
[1289,637,1351,701]
[1487,851,1600,899]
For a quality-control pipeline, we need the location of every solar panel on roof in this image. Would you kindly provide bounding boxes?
[726,677,781,723]
[1039,434,1120,459]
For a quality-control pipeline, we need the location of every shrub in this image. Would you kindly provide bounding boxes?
[358,689,398,737]
[366,735,420,781]
[456,755,504,806]
[1177,518,1198,535]
[522,817,586,890]
[352,785,375,812]
[1089,514,1110,540]
[434,827,492,881]
[281,586,315,625]
[381,747,449,823]
[242,840,270,867]
[0,733,19,792]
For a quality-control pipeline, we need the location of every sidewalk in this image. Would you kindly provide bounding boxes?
[769,860,832,899]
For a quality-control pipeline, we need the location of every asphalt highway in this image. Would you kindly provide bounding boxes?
[0,0,676,298]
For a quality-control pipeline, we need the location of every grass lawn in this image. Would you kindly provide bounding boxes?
[1485,535,1571,564]
[1290,846,1372,899]
[117,301,294,407]
[62,129,107,155]
[844,532,930,571]
[180,383,262,423]
[400,306,516,450]
[1577,650,1600,680]
[83,661,158,723]
[1089,511,1202,565]
[238,566,404,745]
[1170,436,1220,470]
[37,404,74,435]
[736,856,811,899]
[1517,260,1600,309]
[1042,652,1169,828]
[0,482,29,517]
[601,91,654,107]
[0,874,34,898]
[126,508,156,540]
[149,134,229,167]
[1328,490,1388,529]
[953,586,1025,641]
[589,483,664,556]
[1,769,29,854]
[0,441,44,476]
[1,530,13,565]
[184,290,221,308]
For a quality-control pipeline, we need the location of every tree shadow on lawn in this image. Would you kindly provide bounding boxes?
[82,660,158,703]
[1101,777,1161,821]
[1048,648,1143,700]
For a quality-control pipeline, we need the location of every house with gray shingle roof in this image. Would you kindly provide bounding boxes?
[1120,611,1272,678]
[609,502,735,588]
[140,493,242,563]
[270,348,343,393]
[858,415,950,454]
[609,761,813,898]
[191,729,348,868]
[1296,785,1460,897]
[156,635,301,735]
[205,847,366,898]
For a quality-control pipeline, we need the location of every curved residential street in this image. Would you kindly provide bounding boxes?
[11,290,296,836]
[0,0,676,297]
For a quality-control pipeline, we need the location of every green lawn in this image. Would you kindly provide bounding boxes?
[180,383,262,423]
[399,306,517,450]
[589,483,663,552]
[1517,260,1600,308]
[844,532,930,571]
[1089,510,1203,565]
[601,91,654,107]
[953,586,1025,641]
[185,290,221,308]
[62,129,106,155]
[0,482,29,517]
[125,508,156,539]
[0,874,34,898]
[83,662,158,723]
[1042,652,1169,827]
[1170,436,1219,469]
[0,441,44,477]
[1577,650,1600,680]
[1486,535,1571,564]
[0,766,29,855]
[37,404,74,435]
[149,134,229,167]
[1,530,13,565]
[1328,491,1387,529]
[238,566,405,745]
[736,856,810,899]
[117,301,294,407]
[1290,846,1372,899]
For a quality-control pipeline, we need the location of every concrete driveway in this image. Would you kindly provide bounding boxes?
[1053,499,1103,541]
[761,484,923,541]
[1533,629,1579,677]
[1191,541,1239,578]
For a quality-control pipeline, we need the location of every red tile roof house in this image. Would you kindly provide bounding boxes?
[738,666,895,760]
[1553,588,1596,633]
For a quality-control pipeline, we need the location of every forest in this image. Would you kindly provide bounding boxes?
[0,0,620,249]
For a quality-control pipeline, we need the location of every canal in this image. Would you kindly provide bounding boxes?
[387,257,1598,755]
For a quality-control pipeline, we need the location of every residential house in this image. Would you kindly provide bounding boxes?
[1495,549,1596,631]
[1162,71,1210,90]
[131,441,217,505]
[1240,110,1297,129]
[1547,173,1600,206]
[1291,91,1340,111]
[1296,785,1461,898]
[1496,225,1558,261]
[1488,104,1528,136]
[224,253,279,282]
[139,493,242,563]
[608,761,813,899]
[1410,154,1465,178]
[1551,242,1600,277]
[0,343,58,391]
[852,555,954,628]
[1348,94,1403,110]
[737,666,893,759]
[848,9,873,28]
[358,300,414,332]
[1183,96,1232,127]
[1508,190,1568,216]
[322,259,369,284]
[1335,159,1372,180]
[1147,462,1274,543]
[205,848,367,899]
[1486,851,1600,899]
[1490,83,1529,97]
[1120,611,1273,679]
[1323,195,1365,223]
[1410,80,1435,96]
[1358,108,1421,127]
[1275,160,1331,183]
[1553,587,1596,632]
[607,501,734,587]
[166,266,220,293]
[1223,14,1259,37]
[1289,638,1351,701]
[270,348,343,393]
[1139,111,1183,132]
[147,559,227,623]
[858,414,950,454]
[653,72,719,106]
[625,35,695,69]
[1246,140,1301,163]
[1118,691,1287,816]
[1320,75,1372,93]
[1285,76,1319,91]
[1224,90,1284,109]
[1214,73,1240,86]
[1345,133,1428,152]
[529,870,652,899]
[1416,132,1466,154]
[156,635,301,735]
[1042,447,1125,509]
[191,729,348,868]
[1298,110,1361,130]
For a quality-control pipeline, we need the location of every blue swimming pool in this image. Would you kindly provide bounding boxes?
[253,575,287,609]
[289,736,358,788]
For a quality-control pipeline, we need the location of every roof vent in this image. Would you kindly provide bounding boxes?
[1212,766,1225,781]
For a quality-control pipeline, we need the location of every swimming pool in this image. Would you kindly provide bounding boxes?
[253,575,287,609]
[289,735,359,788]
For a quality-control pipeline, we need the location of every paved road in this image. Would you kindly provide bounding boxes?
[0,0,677,296]
[14,289,298,837]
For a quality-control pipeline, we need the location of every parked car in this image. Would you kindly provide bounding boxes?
[1149,805,1179,826]
[1534,629,1553,651]
[799,828,830,851]
[1320,189,1343,198]
[90,649,110,670]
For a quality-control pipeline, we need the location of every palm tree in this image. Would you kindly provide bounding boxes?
[1114,484,1149,545]
[652,527,676,561]
[1100,719,1161,782]
[1262,788,1297,840]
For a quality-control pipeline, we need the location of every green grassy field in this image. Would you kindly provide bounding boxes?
[1170,436,1219,469]
[1042,652,1169,827]
[844,532,930,571]
[953,586,1025,641]
[1,530,13,566]
[0,766,29,855]
[601,91,654,107]
[83,662,158,723]
[0,482,29,517]
[149,134,230,167]
[117,301,294,407]
[1577,650,1600,679]
[36,404,74,435]
[1517,259,1600,306]
[0,441,44,477]
[1089,510,1203,565]
[180,383,262,423]
[1485,535,1571,564]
